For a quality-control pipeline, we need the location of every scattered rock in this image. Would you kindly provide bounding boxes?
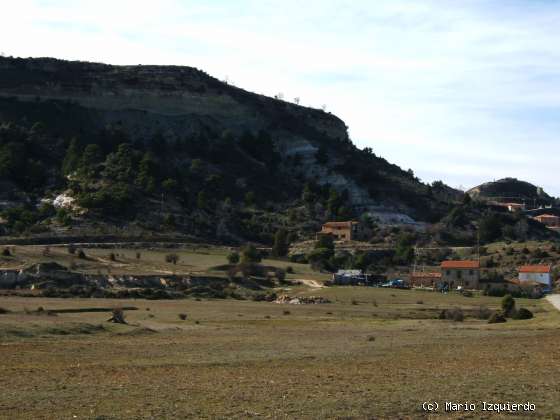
[274,295,331,304]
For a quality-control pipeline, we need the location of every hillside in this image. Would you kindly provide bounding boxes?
[0,56,454,243]
[467,177,554,205]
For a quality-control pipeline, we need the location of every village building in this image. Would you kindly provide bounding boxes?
[490,202,526,212]
[518,264,552,288]
[504,202,526,212]
[332,269,366,285]
[532,214,560,227]
[409,271,441,288]
[320,221,360,241]
[440,260,480,289]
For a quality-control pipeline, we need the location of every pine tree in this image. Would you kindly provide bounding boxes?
[62,138,81,175]
[241,244,261,263]
[77,144,102,181]
[272,229,289,257]
[162,178,178,193]
[302,183,314,205]
[327,188,341,219]
[136,152,156,191]
[197,191,208,210]
[244,191,255,207]
[103,143,134,182]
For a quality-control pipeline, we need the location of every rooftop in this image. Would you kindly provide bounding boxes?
[518,264,552,274]
[322,221,358,228]
[441,260,480,269]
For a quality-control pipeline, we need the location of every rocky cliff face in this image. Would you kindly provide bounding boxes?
[0,57,450,241]
[0,57,347,140]
[0,57,379,201]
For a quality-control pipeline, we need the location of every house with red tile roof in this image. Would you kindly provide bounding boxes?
[440,260,480,289]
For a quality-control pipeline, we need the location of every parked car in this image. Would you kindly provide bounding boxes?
[381,279,409,289]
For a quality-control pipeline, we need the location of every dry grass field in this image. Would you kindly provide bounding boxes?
[1,287,559,419]
[0,244,330,282]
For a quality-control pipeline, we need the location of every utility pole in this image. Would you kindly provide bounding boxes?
[412,246,418,275]
[477,230,480,262]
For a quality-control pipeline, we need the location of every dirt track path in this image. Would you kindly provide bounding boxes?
[545,295,560,310]
[296,279,325,289]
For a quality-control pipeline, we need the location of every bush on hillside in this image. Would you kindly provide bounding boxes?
[478,213,504,243]
[227,251,240,264]
[531,248,549,259]
[512,307,533,320]
[272,229,289,257]
[476,306,493,320]
[308,247,334,271]
[488,312,507,324]
[165,253,179,265]
[451,308,464,322]
[315,234,335,251]
[438,308,464,322]
[501,294,516,317]
[241,245,261,264]
[290,254,308,264]
[276,268,286,282]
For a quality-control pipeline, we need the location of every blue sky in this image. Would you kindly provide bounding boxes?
[2,0,560,194]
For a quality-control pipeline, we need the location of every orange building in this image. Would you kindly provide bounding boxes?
[320,221,360,241]
[532,214,560,227]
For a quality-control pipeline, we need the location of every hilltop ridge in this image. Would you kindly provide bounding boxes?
[467,178,554,205]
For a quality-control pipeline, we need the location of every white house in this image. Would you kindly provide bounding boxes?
[332,269,366,285]
[518,265,552,287]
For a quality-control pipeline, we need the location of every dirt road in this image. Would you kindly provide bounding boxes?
[296,279,325,289]
[545,295,560,311]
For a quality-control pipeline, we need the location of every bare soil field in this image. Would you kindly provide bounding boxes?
[1,288,559,419]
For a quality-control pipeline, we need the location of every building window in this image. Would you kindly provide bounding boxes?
[469,270,473,275]
[446,270,450,275]
[457,270,462,279]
